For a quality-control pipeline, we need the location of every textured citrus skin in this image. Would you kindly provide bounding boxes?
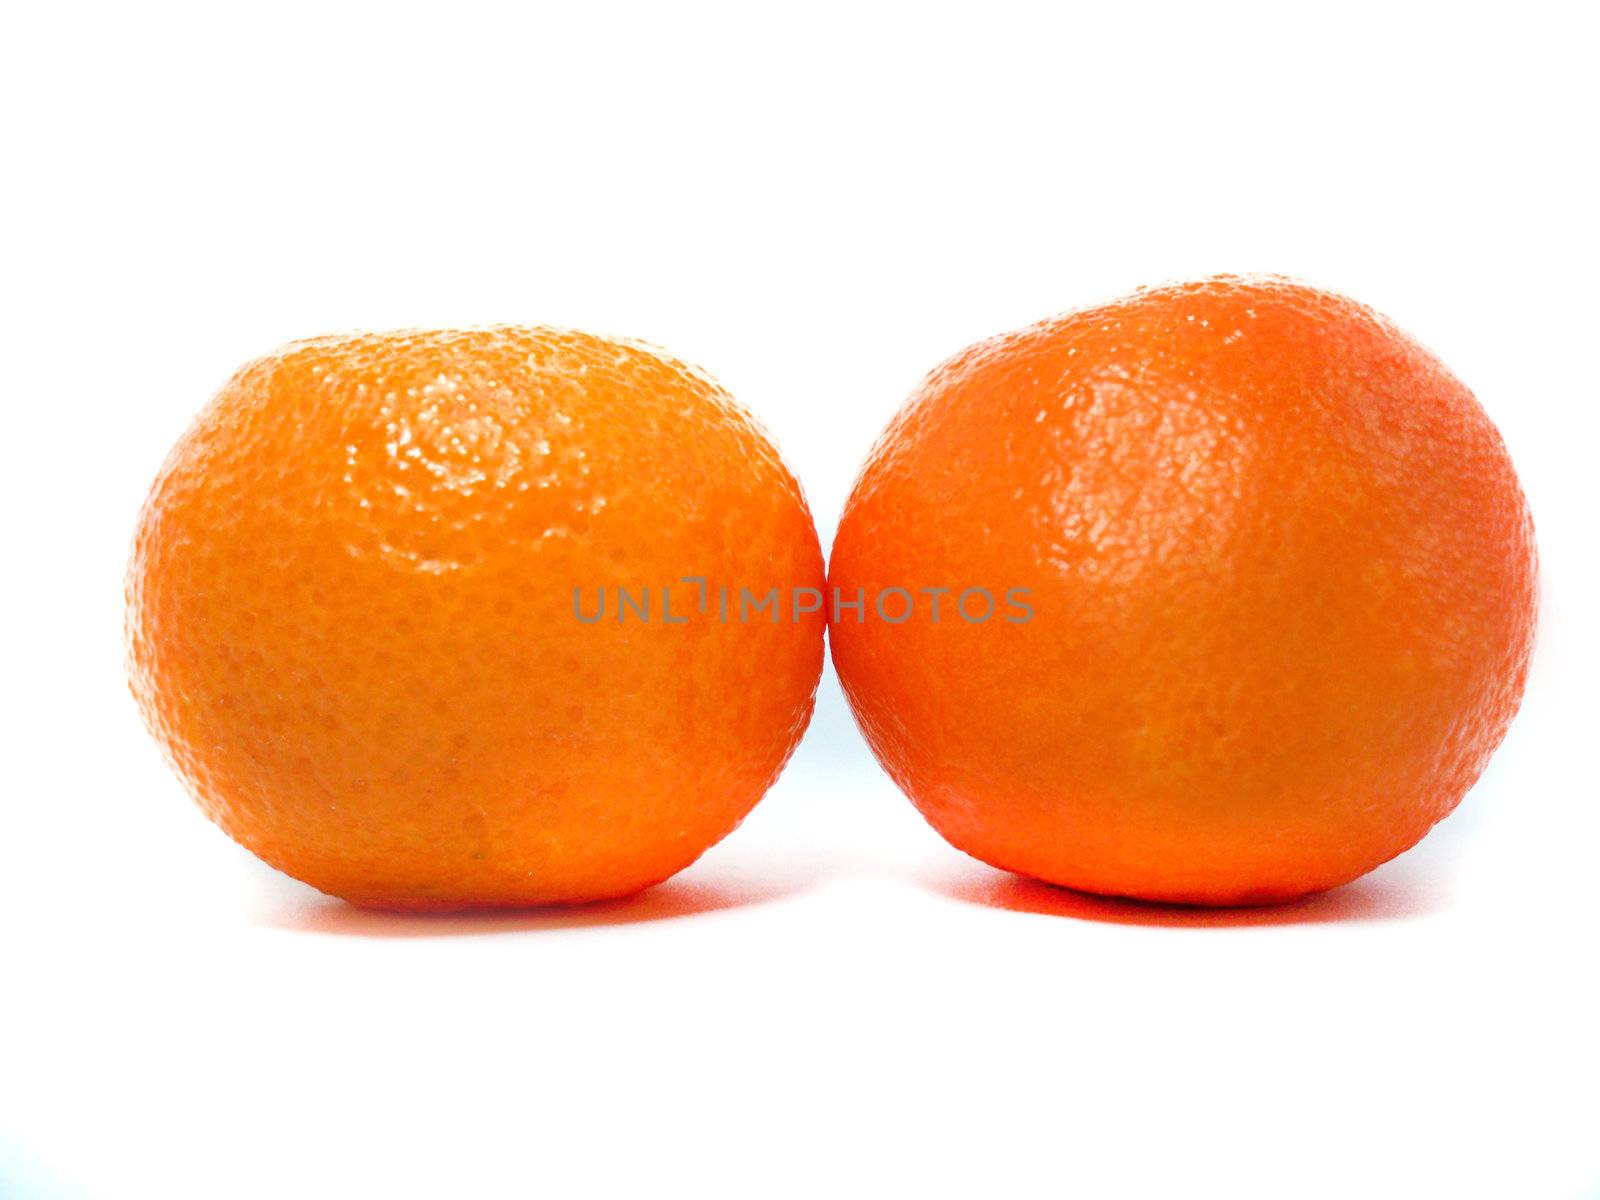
[829,277,1537,905]
[128,328,825,910]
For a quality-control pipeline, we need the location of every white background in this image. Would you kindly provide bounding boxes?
[3,3,1597,1197]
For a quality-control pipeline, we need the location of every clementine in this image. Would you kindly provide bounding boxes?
[829,277,1537,905]
[128,328,825,909]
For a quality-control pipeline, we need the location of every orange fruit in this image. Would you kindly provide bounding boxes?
[829,277,1537,905]
[127,328,825,910]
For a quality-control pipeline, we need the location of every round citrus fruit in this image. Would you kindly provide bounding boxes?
[829,277,1537,905]
[127,328,825,910]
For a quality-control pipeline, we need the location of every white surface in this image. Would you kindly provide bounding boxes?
[3,3,1597,1197]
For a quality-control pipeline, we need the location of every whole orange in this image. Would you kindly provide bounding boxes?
[128,328,825,910]
[829,277,1537,905]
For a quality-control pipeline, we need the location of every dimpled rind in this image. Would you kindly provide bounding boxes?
[829,276,1538,905]
[127,327,826,909]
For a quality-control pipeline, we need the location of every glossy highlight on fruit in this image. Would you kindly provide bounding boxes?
[829,277,1537,905]
[128,328,825,910]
